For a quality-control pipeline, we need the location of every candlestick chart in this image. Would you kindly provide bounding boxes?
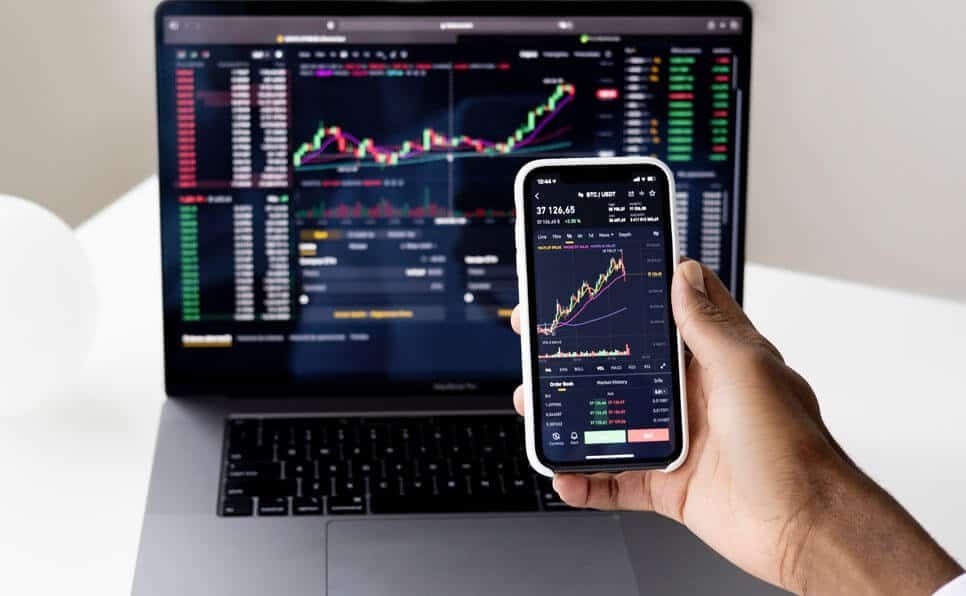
[293,84,575,171]
[534,245,646,362]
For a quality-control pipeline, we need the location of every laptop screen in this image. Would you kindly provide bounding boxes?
[155,2,751,397]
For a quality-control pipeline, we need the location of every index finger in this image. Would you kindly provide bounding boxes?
[511,304,521,335]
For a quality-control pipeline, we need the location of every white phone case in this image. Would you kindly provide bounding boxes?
[513,156,689,477]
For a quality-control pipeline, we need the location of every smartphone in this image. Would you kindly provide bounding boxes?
[514,157,688,477]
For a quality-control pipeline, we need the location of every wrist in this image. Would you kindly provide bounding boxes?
[776,450,849,594]
[788,458,962,595]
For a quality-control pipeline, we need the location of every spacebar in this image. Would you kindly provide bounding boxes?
[370,494,539,514]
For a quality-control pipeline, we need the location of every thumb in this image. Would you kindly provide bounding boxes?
[671,260,771,367]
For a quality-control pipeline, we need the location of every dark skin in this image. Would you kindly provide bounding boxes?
[511,260,962,595]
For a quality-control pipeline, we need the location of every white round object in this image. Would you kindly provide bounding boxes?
[0,195,97,410]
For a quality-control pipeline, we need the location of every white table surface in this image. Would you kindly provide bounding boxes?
[1,175,964,595]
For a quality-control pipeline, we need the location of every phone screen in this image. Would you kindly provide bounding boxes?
[522,162,683,469]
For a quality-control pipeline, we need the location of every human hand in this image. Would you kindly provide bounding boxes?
[511,260,962,595]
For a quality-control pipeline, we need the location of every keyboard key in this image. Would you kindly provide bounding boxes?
[472,477,498,497]
[403,477,431,497]
[314,446,335,461]
[279,444,302,462]
[226,462,280,480]
[335,478,363,496]
[224,479,296,498]
[305,478,333,497]
[221,496,253,516]
[287,461,315,480]
[506,476,533,495]
[228,419,258,444]
[327,495,366,515]
[371,477,400,497]
[257,496,289,516]
[293,497,323,515]
[437,476,466,498]
[226,443,273,463]
[454,460,476,475]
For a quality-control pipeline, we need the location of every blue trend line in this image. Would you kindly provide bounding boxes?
[557,306,629,329]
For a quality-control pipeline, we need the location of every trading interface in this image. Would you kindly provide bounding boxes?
[157,15,748,389]
[525,165,680,464]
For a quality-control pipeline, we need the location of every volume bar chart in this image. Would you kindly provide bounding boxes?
[294,189,514,220]
[538,344,632,360]
[297,191,447,219]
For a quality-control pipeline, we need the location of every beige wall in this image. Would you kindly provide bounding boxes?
[0,1,157,226]
[1,0,964,301]
[748,0,966,302]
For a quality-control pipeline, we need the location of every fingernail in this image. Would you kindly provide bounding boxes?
[681,261,706,295]
[552,475,560,492]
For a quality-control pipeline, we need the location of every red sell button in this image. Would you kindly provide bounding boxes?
[628,428,670,443]
[596,88,619,100]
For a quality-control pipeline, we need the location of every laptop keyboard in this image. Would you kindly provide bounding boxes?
[218,415,573,516]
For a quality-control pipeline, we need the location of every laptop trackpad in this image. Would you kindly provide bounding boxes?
[325,515,638,595]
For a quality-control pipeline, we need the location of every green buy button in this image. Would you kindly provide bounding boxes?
[584,430,626,445]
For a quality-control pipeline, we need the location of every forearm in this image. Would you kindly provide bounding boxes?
[791,461,962,595]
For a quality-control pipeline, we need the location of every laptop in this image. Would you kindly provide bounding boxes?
[135,2,772,594]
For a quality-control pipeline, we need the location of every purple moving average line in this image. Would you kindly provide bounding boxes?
[298,92,574,165]
[555,306,628,329]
